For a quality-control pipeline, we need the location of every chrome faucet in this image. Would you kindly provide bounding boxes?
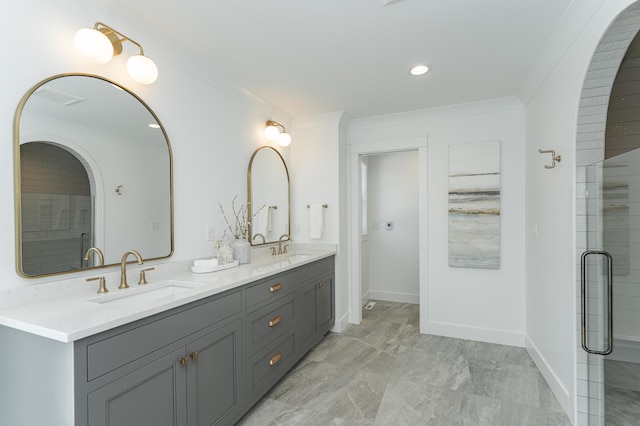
[84,247,104,267]
[253,233,266,244]
[277,234,291,255]
[119,250,143,289]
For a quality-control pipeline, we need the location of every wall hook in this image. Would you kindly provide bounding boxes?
[115,185,123,195]
[538,149,561,169]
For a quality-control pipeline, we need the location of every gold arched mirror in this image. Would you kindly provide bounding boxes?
[14,74,173,277]
[247,146,290,245]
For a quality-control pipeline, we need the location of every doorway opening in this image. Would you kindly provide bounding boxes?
[348,138,428,328]
[360,151,419,306]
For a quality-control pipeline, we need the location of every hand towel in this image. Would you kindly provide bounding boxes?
[266,206,273,233]
[309,203,324,239]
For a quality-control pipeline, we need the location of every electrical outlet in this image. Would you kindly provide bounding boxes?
[295,224,301,234]
[206,225,215,241]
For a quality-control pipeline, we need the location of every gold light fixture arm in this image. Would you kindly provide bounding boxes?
[265,120,286,132]
[94,22,145,56]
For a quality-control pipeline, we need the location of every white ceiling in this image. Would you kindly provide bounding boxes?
[115,0,575,119]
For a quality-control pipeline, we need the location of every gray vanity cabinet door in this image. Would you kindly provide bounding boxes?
[301,273,335,350]
[186,318,243,426]
[87,348,187,426]
[316,274,334,335]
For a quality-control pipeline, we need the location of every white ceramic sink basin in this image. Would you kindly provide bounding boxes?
[88,281,201,307]
[284,253,312,262]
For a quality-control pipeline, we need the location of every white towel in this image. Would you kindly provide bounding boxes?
[309,203,324,239]
[266,206,273,233]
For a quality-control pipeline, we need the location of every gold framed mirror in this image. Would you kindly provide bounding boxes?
[14,74,173,277]
[247,146,290,245]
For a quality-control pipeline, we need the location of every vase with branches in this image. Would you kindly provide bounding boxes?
[218,195,264,264]
[218,194,265,239]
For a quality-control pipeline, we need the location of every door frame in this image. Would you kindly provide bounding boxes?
[348,137,428,329]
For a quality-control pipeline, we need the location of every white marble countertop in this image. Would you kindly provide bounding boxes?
[0,246,335,343]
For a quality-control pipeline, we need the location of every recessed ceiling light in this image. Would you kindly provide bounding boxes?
[148,123,160,129]
[410,65,430,76]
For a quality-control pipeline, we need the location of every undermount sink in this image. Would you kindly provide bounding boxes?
[88,281,201,307]
[284,253,312,261]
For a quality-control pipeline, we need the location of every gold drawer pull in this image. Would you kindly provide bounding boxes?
[269,316,282,327]
[179,357,189,366]
[269,352,282,366]
[190,351,199,360]
[269,283,282,292]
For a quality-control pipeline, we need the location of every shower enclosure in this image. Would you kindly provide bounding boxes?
[582,150,640,425]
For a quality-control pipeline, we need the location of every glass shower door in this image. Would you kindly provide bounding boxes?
[583,148,640,425]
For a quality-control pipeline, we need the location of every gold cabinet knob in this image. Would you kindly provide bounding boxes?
[190,351,199,360]
[179,357,189,366]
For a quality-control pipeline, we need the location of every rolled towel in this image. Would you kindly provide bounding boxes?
[193,258,218,268]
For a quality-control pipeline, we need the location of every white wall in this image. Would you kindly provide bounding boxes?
[290,112,350,331]
[366,151,419,303]
[0,0,291,290]
[349,97,527,347]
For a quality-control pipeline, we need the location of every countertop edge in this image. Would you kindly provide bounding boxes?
[0,249,336,343]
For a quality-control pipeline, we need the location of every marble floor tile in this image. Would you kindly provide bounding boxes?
[605,359,640,392]
[375,379,479,426]
[604,385,640,426]
[237,301,572,426]
[392,345,472,392]
[475,395,572,426]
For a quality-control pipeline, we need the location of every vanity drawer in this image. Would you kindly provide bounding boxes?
[84,290,242,382]
[246,293,296,354]
[245,271,297,308]
[246,330,297,404]
[298,256,334,282]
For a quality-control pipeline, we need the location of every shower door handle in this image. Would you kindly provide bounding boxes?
[580,250,613,355]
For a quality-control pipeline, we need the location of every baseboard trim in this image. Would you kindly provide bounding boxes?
[424,321,525,347]
[525,335,572,423]
[369,290,419,304]
[330,310,350,333]
[361,290,371,307]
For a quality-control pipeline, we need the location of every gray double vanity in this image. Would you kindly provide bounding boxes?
[1,73,336,425]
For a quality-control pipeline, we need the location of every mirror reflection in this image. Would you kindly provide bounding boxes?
[15,74,173,277]
[248,146,290,245]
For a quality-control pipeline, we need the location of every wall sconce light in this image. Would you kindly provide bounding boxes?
[74,22,158,85]
[264,120,292,147]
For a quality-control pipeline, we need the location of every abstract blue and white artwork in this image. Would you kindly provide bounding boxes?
[448,141,501,269]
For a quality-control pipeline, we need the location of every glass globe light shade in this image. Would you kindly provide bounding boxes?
[277,132,292,147]
[264,125,280,142]
[127,55,159,85]
[74,28,114,64]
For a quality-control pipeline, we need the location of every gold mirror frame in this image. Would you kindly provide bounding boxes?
[247,146,290,246]
[14,73,174,278]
